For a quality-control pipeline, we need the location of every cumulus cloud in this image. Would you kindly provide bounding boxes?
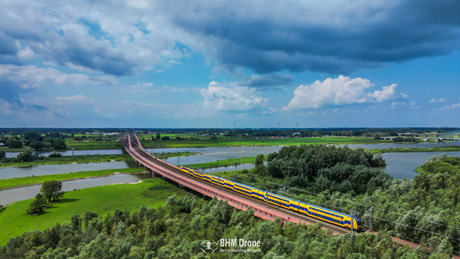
[125,82,188,94]
[283,76,398,110]
[201,81,267,112]
[1,0,459,76]
[430,98,446,103]
[56,95,93,102]
[0,0,182,76]
[0,65,116,88]
[160,0,460,74]
[243,73,294,88]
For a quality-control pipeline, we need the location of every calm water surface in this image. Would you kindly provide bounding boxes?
[0,173,152,204]
[6,141,460,158]
[0,161,137,179]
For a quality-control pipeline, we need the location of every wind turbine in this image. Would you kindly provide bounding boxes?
[232,121,236,129]
[296,121,299,130]
[256,120,260,130]
[277,122,280,130]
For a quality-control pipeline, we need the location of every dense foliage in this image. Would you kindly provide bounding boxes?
[262,145,389,194]
[245,152,460,256]
[1,196,443,258]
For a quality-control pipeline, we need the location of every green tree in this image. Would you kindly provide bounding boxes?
[254,154,266,175]
[156,133,161,140]
[0,151,6,160]
[6,138,23,148]
[24,132,41,142]
[17,151,34,162]
[40,180,64,202]
[30,141,44,151]
[27,193,46,214]
[51,138,66,150]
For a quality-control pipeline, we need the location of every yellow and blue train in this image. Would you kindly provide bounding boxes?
[180,166,363,231]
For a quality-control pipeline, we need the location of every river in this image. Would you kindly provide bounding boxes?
[2,142,460,204]
[5,141,460,158]
[0,161,137,179]
[0,173,152,205]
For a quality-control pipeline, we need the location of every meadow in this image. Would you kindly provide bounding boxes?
[0,178,187,246]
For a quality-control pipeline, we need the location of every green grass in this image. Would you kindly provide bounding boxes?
[0,178,187,246]
[0,168,146,190]
[414,166,432,174]
[369,146,460,154]
[142,137,391,148]
[65,142,123,150]
[0,146,32,152]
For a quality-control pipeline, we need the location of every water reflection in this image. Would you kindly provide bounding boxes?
[0,161,135,179]
[6,141,460,158]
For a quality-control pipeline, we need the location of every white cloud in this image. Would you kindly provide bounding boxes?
[201,81,267,112]
[283,75,398,110]
[0,65,116,88]
[56,95,93,102]
[429,98,446,103]
[125,82,188,94]
[441,103,460,110]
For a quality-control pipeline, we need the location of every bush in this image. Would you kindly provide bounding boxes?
[6,138,23,148]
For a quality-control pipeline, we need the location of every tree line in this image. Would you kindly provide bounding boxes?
[1,131,66,151]
[253,145,389,195]
[246,149,459,255]
[1,196,446,258]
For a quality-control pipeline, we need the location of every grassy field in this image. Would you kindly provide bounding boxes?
[370,146,460,153]
[142,136,392,148]
[0,178,188,246]
[0,167,146,190]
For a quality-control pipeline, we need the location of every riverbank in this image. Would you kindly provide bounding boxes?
[0,168,146,190]
[369,146,460,153]
[0,178,187,246]
[142,137,393,148]
[0,152,196,168]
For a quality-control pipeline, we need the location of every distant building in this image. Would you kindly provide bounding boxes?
[292,132,301,137]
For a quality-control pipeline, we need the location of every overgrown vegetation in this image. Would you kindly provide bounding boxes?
[259,145,388,194]
[1,196,444,258]
[229,150,460,255]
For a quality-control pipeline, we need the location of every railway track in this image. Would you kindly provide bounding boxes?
[131,142,351,235]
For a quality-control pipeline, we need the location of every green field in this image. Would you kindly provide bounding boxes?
[0,178,187,246]
[142,136,391,148]
[370,146,460,154]
[0,168,146,190]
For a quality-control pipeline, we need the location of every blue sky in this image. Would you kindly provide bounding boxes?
[1,0,459,128]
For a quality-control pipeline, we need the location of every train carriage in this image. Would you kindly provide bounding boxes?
[179,166,363,231]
